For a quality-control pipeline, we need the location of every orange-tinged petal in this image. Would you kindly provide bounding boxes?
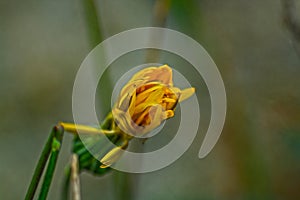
[127,65,173,85]
[155,65,173,85]
[129,67,157,82]
[135,107,151,125]
[147,105,164,129]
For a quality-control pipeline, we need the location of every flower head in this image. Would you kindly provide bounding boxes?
[112,65,195,137]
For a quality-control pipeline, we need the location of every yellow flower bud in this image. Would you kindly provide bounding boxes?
[112,65,195,137]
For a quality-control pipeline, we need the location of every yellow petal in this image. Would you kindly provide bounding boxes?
[144,88,165,104]
[134,102,156,117]
[163,110,174,119]
[128,89,136,116]
[135,107,151,125]
[60,123,115,135]
[100,141,128,168]
[161,102,167,110]
[134,89,164,115]
[112,108,133,133]
[166,101,178,110]
[135,84,162,105]
[146,105,164,130]
[118,92,131,111]
[119,80,144,103]
[162,97,177,103]
[179,87,195,102]
[166,87,180,97]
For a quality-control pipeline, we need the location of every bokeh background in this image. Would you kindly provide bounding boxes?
[1,0,300,199]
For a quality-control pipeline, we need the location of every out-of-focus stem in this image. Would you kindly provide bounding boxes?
[282,0,300,57]
[115,1,173,200]
[61,165,71,200]
[145,0,172,63]
[152,0,172,27]
[70,154,81,200]
[282,0,300,42]
[82,0,103,48]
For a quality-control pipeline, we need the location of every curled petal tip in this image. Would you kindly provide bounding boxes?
[100,142,128,168]
[159,64,171,70]
[158,64,173,85]
[179,87,195,102]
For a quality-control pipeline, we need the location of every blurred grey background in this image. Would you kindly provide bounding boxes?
[1,0,300,199]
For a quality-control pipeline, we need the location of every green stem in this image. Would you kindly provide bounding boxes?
[114,171,134,200]
[82,0,103,48]
[25,127,57,200]
[145,0,171,63]
[61,165,71,200]
[38,125,64,200]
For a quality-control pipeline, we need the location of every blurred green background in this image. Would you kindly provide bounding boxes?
[1,0,300,199]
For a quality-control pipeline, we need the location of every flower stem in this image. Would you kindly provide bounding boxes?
[81,0,103,48]
[37,125,64,200]
[61,165,71,200]
[25,126,61,200]
[113,171,134,200]
[145,0,171,63]
[70,154,81,200]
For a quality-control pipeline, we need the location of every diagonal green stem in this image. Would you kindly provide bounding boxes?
[38,125,64,200]
[25,126,57,200]
[61,165,71,200]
